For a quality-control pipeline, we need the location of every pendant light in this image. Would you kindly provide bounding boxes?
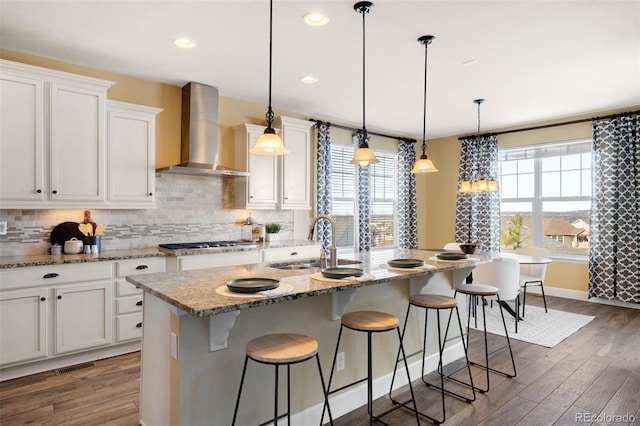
[250,0,289,155]
[350,1,378,167]
[459,98,498,193]
[411,35,438,174]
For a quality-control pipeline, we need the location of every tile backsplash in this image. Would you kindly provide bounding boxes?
[0,174,294,256]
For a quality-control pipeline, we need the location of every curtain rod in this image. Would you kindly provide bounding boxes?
[458,109,640,140]
[308,118,416,143]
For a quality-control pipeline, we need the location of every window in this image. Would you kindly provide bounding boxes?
[330,144,398,249]
[499,139,591,257]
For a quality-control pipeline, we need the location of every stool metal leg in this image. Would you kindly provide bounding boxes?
[274,365,279,425]
[315,354,334,426]
[466,295,517,393]
[232,355,250,426]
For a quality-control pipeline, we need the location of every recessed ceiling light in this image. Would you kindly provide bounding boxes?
[463,59,479,66]
[174,37,196,49]
[303,11,329,26]
[300,75,318,84]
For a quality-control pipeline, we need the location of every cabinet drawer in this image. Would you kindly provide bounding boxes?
[116,295,143,314]
[116,280,142,297]
[261,245,322,262]
[116,257,165,277]
[178,250,260,271]
[0,262,113,291]
[116,313,143,342]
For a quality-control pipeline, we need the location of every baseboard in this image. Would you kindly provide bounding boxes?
[292,341,466,425]
[0,342,141,381]
[526,286,640,310]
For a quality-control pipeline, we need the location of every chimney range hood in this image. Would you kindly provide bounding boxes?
[156,82,249,177]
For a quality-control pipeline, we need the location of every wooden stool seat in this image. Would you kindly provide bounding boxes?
[341,311,399,332]
[455,283,499,296]
[410,294,458,309]
[321,310,420,425]
[246,333,318,364]
[233,333,333,425]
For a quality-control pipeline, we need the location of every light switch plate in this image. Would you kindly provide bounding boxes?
[0,221,7,236]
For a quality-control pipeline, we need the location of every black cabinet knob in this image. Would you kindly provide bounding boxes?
[136,322,143,328]
[36,189,42,194]
[57,295,62,300]
[136,300,143,306]
[52,190,57,194]
[149,192,153,196]
[40,297,46,302]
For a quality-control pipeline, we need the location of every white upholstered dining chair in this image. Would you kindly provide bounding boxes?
[516,247,549,316]
[472,257,521,332]
[443,242,463,252]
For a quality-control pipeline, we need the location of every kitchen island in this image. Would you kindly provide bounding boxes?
[128,248,491,426]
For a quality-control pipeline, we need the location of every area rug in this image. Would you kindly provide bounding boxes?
[468,304,595,348]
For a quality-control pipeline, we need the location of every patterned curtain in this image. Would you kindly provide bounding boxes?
[454,135,501,251]
[589,113,640,303]
[355,131,372,252]
[397,139,418,248]
[315,121,333,252]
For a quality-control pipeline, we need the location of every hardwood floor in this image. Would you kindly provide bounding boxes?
[1,295,639,425]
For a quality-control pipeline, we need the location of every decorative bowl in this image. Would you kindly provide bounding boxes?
[459,242,479,254]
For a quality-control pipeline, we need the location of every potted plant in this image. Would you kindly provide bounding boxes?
[265,223,281,242]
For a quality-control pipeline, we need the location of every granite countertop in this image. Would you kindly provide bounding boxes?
[0,239,320,269]
[127,249,491,318]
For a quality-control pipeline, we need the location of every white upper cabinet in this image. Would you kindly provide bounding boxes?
[49,81,108,203]
[107,100,162,207]
[0,60,113,208]
[233,123,279,209]
[227,117,312,210]
[275,116,312,210]
[0,69,45,202]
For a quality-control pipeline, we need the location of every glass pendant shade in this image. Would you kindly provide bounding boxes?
[477,178,488,192]
[459,180,471,193]
[411,156,438,173]
[487,179,499,192]
[250,130,289,155]
[350,146,378,167]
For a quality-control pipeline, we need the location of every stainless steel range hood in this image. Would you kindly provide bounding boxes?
[157,82,249,177]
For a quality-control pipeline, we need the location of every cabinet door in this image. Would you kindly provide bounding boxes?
[277,117,312,210]
[108,101,161,206]
[0,73,45,202]
[49,82,106,202]
[247,130,278,208]
[54,281,112,354]
[0,288,48,366]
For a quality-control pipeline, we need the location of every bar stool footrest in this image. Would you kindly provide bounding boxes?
[422,379,476,403]
[469,360,516,378]
[387,397,443,425]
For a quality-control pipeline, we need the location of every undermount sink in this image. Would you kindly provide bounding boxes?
[267,258,362,270]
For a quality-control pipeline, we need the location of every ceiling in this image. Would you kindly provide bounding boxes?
[1,1,639,140]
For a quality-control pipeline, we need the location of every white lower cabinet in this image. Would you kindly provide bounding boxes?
[176,250,261,271]
[261,244,322,262]
[53,281,112,354]
[0,261,118,373]
[114,257,165,342]
[0,288,47,365]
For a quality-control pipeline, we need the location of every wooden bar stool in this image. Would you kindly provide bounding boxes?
[452,284,517,393]
[390,294,476,424]
[232,333,333,426]
[320,311,420,426]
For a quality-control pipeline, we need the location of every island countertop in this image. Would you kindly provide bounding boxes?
[127,248,490,318]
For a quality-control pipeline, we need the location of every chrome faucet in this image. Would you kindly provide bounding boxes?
[308,214,337,268]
